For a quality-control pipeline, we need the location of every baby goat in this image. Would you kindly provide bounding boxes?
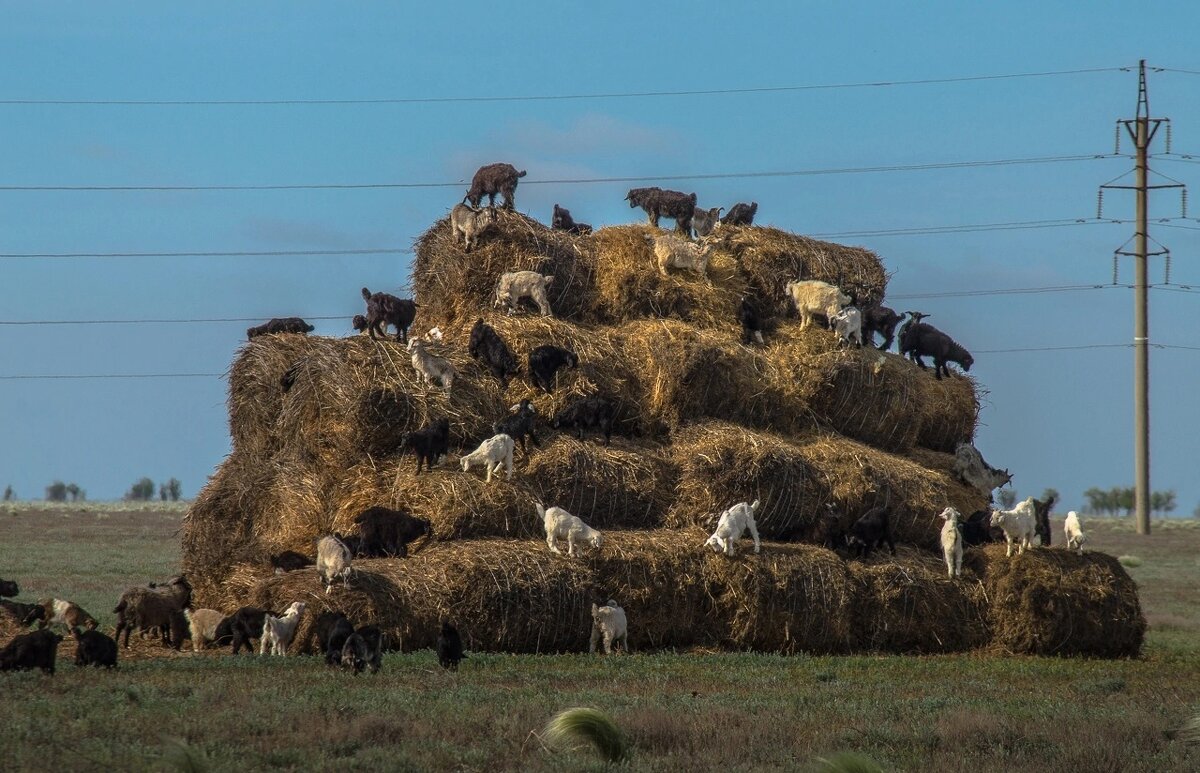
[260,601,306,656]
[400,417,451,474]
[408,339,457,393]
[589,600,628,655]
[939,507,963,578]
[1064,511,1087,554]
[705,500,761,557]
[537,502,603,556]
[468,319,520,386]
[528,345,578,394]
[460,433,515,482]
[493,399,541,455]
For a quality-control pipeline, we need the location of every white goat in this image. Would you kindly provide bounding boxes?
[460,433,515,482]
[939,507,963,578]
[990,497,1037,557]
[408,338,457,393]
[652,233,713,283]
[495,270,554,316]
[317,535,352,594]
[952,443,1013,496]
[705,499,762,557]
[183,608,225,652]
[260,601,306,656]
[589,600,628,654]
[449,202,497,253]
[831,305,863,347]
[1064,511,1087,554]
[784,280,851,331]
[536,502,603,556]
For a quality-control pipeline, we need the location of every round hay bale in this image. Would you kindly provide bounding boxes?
[913,372,981,452]
[969,546,1145,657]
[412,210,596,326]
[227,334,320,457]
[709,226,888,311]
[588,224,748,328]
[665,423,986,547]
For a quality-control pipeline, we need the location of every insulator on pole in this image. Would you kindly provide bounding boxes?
[1112,252,1120,285]
[1165,121,1173,154]
[1096,189,1105,219]
[1114,121,1122,154]
[1165,252,1172,285]
[1181,188,1188,219]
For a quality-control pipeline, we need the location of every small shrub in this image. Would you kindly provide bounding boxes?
[1118,555,1144,568]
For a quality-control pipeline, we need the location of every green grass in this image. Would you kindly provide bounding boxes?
[2,510,1199,772]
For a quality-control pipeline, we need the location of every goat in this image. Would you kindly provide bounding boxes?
[784,280,851,331]
[738,295,765,345]
[399,417,451,474]
[310,610,355,665]
[830,305,863,347]
[459,433,515,482]
[341,625,383,675]
[270,551,313,574]
[958,509,995,547]
[899,321,974,380]
[1032,493,1057,547]
[691,206,723,237]
[536,502,603,556]
[73,627,118,669]
[652,233,713,282]
[721,201,758,226]
[493,399,541,455]
[0,599,41,626]
[861,305,904,351]
[436,621,466,671]
[408,338,457,393]
[113,575,191,649]
[468,319,520,386]
[317,535,353,593]
[450,202,498,252]
[846,507,896,558]
[246,317,314,340]
[552,204,592,235]
[0,629,62,674]
[495,270,554,317]
[361,287,418,344]
[183,608,226,651]
[528,345,578,393]
[34,598,98,634]
[260,601,306,656]
[625,187,697,235]
[990,497,1038,557]
[551,394,617,445]
[1064,511,1087,554]
[352,314,369,334]
[353,506,431,558]
[219,606,270,655]
[465,162,526,209]
[816,503,847,551]
[940,507,964,578]
[589,601,628,655]
[952,443,1013,496]
[704,499,761,557]
[0,578,19,597]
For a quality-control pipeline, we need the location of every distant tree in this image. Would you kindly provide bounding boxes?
[2,485,13,502]
[160,478,182,502]
[1115,487,1135,516]
[65,483,88,502]
[159,485,168,501]
[125,477,156,501]
[1150,490,1177,515]
[1083,487,1107,514]
[1040,488,1060,507]
[45,480,68,502]
[996,489,1017,509]
[1193,502,1200,519]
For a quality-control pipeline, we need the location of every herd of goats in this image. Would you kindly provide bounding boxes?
[0,162,1090,675]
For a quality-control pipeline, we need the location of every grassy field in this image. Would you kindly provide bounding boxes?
[1,506,1198,772]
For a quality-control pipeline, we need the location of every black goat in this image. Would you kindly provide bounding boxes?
[1032,494,1057,547]
[721,201,758,226]
[958,509,995,547]
[436,621,466,671]
[816,504,847,551]
[861,305,904,351]
[468,319,520,386]
[73,627,118,669]
[691,206,723,237]
[399,417,451,474]
[269,551,314,573]
[341,625,383,675]
[361,287,418,344]
[309,610,355,665]
[247,317,314,340]
[0,629,62,674]
[0,599,40,625]
[219,606,270,655]
[465,163,526,209]
[493,399,541,455]
[552,204,592,235]
[352,506,431,558]
[900,322,974,380]
[625,187,697,235]
[0,577,17,597]
[738,295,765,345]
[352,314,368,334]
[552,395,617,445]
[846,507,896,558]
[528,345,578,393]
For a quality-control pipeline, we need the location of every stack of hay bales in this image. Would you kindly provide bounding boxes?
[184,211,1144,657]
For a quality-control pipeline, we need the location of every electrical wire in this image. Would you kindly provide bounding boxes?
[0,66,1131,106]
[0,248,412,259]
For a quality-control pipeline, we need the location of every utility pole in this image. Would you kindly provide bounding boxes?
[1100,61,1182,535]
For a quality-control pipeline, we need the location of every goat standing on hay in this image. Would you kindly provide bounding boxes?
[589,600,628,655]
[450,202,498,252]
[899,321,974,380]
[939,507,964,578]
[1064,511,1087,554]
[537,502,603,556]
[652,233,714,283]
[785,279,851,331]
[495,270,555,317]
[360,287,418,344]
[691,205,723,238]
[464,162,526,209]
[625,186,697,235]
[990,498,1037,557]
[552,204,592,235]
[460,433,515,482]
[408,338,457,393]
[705,499,761,557]
[721,201,758,226]
[317,535,353,593]
[400,417,451,474]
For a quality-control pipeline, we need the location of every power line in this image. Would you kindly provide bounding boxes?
[0,248,411,259]
[1155,66,1200,76]
[0,154,1121,192]
[0,373,224,380]
[889,283,1120,300]
[974,343,1131,353]
[810,217,1121,239]
[0,66,1131,107]
[0,315,354,326]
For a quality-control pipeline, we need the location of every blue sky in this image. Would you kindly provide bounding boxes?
[0,2,1197,513]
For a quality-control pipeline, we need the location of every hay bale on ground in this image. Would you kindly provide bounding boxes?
[665,423,986,548]
[968,546,1145,657]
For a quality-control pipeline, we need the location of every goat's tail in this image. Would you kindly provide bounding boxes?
[517,170,527,178]
[750,499,761,512]
[534,501,546,520]
[361,287,371,301]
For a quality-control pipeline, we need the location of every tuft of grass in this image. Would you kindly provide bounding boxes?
[1075,677,1127,695]
[815,751,885,773]
[542,707,630,763]
[1118,555,1144,568]
[161,736,210,773]
[1181,710,1200,745]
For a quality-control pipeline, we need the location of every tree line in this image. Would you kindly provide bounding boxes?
[0,478,185,502]
[1083,487,1176,516]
